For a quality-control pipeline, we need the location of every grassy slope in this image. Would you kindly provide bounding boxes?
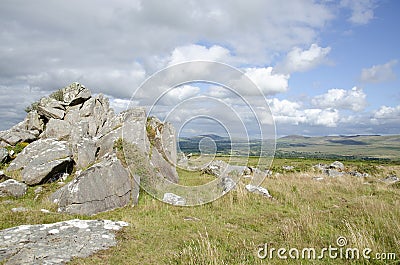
[0,158,399,264]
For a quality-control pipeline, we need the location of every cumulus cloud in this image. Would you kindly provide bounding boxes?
[167,44,231,65]
[371,105,400,124]
[276,43,331,74]
[244,67,289,96]
[159,85,201,105]
[267,98,339,127]
[304,108,339,127]
[340,0,377,25]
[360,60,398,83]
[311,87,367,112]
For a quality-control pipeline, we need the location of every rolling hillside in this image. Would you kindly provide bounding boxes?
[179,134,400,161]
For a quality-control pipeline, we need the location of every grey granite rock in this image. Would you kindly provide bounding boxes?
[61,82,91,106]
[245,184,272,198]
[0,219,128,265]
[0,179,27,198]
[163,192,186,206]
[51,154,132,215]
[7,139,73,185]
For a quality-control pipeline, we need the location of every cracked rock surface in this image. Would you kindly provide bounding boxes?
[0,219,128,265]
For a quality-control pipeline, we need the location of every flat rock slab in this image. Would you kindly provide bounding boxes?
[0,219,128,265]
[51,154,132,215]
[7,138,73,185]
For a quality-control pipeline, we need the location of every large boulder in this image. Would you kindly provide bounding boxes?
[0,120,37,145]
[51,154,133,215]
[25,110,44,132]
[42,119,71,139]
[330,161,345,171]
[0,179,27,198]
[7,138,73,185]
[160,122,177,165]
[74,138,97,169]
[37,97,65,120]
[150,148,179,183]
[0,219,128,265]
[88,95,114,137]
[95,108,150,158]
[61,82,91,106]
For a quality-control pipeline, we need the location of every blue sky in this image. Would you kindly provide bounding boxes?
[0,0,399,137]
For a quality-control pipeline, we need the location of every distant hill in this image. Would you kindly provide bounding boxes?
[179,134,400,161]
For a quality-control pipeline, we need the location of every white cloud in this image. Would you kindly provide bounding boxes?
[304,108,339,127]
[360,60,398,83]
[244,67,289,96]
[311,87,367,112]
[276,43,331,74]
[160,85,201,105]
[340,0,377,25]
[267,98,339,127]
[371,105,400,124]
[167,44,231,65]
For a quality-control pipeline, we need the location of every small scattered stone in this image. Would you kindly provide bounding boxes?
[282,165,294,171]
[11,207,28,212]
[381,175,399,183]
[245,184,272,198]
[163,193,186,206]
[34,186,43,194]
[183,216,201,222]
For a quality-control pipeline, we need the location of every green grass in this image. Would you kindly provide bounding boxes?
[0,157,399,264]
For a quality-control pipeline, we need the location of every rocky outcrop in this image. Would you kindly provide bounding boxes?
[7,138,73,185]
[0,219,128,265]
[0,179,27,198]
[0,82,179,215]
[51,154,134,215]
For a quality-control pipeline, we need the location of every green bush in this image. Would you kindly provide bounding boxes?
[49,89,64,101]
[24,101,40,113]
